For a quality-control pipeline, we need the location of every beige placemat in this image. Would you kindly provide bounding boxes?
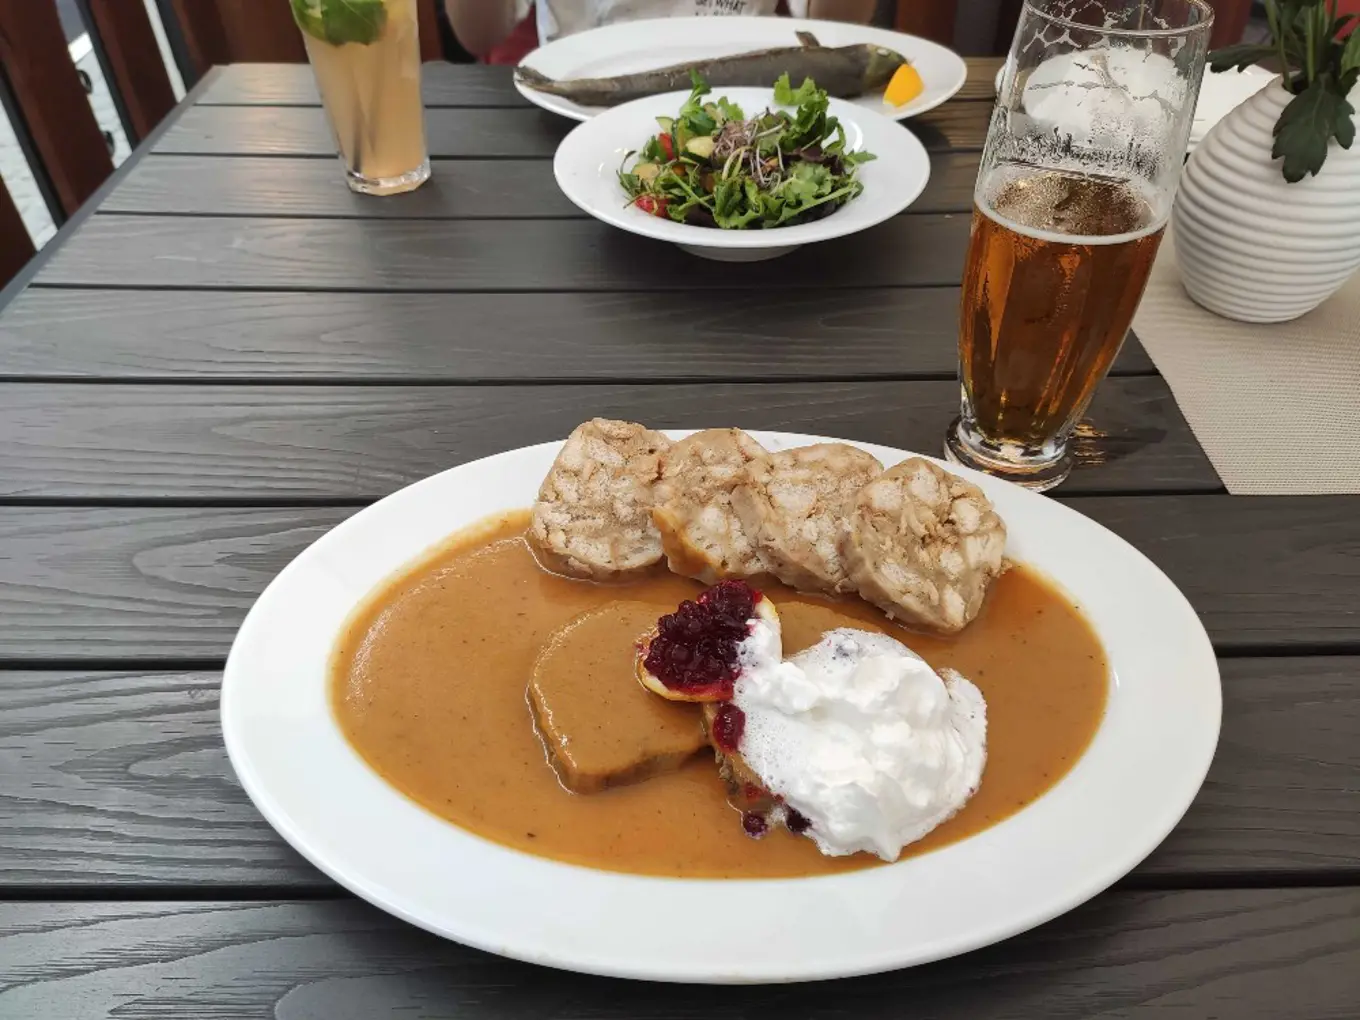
[1131,233,1360,494]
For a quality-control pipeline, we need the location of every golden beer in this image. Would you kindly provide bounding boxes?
[959,168,1165,448]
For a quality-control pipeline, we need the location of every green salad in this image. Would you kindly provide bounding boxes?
[618,73,876,230]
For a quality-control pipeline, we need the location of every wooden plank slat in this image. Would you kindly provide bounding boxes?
[0,506,352,661]
[2,891,1358,1017]
[1,656,1353,888]
[81,0,178,142]
[199,62,534,107]
[0,287,1155,380]
[4,495,1360,661]
[194,57,1005,107]
[0,378,1215,499]
[34,215,973,290]
[0,67,224,315]
[0,0,114,216]
[154,101,989,157]
[1145,656,1360,878]
[156,106,570,157]
[100,152,983,217]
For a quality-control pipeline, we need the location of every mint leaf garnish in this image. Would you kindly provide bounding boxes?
[291,0,387,46]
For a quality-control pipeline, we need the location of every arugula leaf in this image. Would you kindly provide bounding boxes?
[681,71,712,112]
[291,0,387,46]
[773,73,821,107]
[1272,76,1356,180]
[784,161,833,203]
[686,110,717,137]
[716,97,745,124]
[780,86,832,151]
[712,178,761,229]
[823,118,848,156]
[843,150,878,165]
[673,73,717,141]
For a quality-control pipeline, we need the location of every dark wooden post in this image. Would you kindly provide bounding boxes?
[0,177,35,288]
[0,0,115,218]
[896,0,958,46]
[79,0,179,144]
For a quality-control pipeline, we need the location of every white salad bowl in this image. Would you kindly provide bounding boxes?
[552,87,931,262]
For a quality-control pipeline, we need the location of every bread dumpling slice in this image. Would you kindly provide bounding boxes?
[651,428,770,584]
[732,443,883,594]
[529,418,670,580]
[842,457,1006,634]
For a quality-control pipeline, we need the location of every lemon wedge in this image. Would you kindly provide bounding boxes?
[885,64,925,107]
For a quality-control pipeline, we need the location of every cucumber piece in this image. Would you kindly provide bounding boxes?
[685,135,716,159]
[656,116,674,132]
[634,162,661,183]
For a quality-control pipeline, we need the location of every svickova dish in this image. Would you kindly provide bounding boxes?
[222,430,1220,983]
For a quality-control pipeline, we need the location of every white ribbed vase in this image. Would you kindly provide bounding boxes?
[1172,79,1360,323]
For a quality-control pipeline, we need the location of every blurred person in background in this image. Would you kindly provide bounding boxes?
[446,0,877,64]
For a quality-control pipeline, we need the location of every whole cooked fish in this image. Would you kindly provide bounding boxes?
[515,32,908,107]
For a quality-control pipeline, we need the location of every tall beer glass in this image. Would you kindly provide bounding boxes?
[946,0,1212,490]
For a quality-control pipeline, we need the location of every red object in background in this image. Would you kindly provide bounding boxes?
[484,9,539,65]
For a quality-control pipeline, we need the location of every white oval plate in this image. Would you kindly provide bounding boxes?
[553,88,930,261]
[222,432,1220,984]
[517,16,968,122]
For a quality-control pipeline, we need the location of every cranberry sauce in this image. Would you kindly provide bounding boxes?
[642,580,761,700]
[710,703,746,753]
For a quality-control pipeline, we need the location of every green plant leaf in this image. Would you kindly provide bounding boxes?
[1272,77,1355,179]
[291,0,387,46]
[1343,25,1360,76]
[1208,43,1279,72]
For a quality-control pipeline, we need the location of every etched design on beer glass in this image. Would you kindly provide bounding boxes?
[946,0,1212,491]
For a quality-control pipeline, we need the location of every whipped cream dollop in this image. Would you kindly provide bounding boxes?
[734,623,987,862]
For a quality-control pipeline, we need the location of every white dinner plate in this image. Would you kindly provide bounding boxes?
[553,87,930,261]
[222,431,1220,984]
[516,16,968,122]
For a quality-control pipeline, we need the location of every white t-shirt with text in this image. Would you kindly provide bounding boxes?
[537,0,810,46]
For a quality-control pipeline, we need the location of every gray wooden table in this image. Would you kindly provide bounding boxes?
[0,59,1357,1018]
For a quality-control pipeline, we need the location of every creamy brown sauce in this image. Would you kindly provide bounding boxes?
[332,511,1108,878]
